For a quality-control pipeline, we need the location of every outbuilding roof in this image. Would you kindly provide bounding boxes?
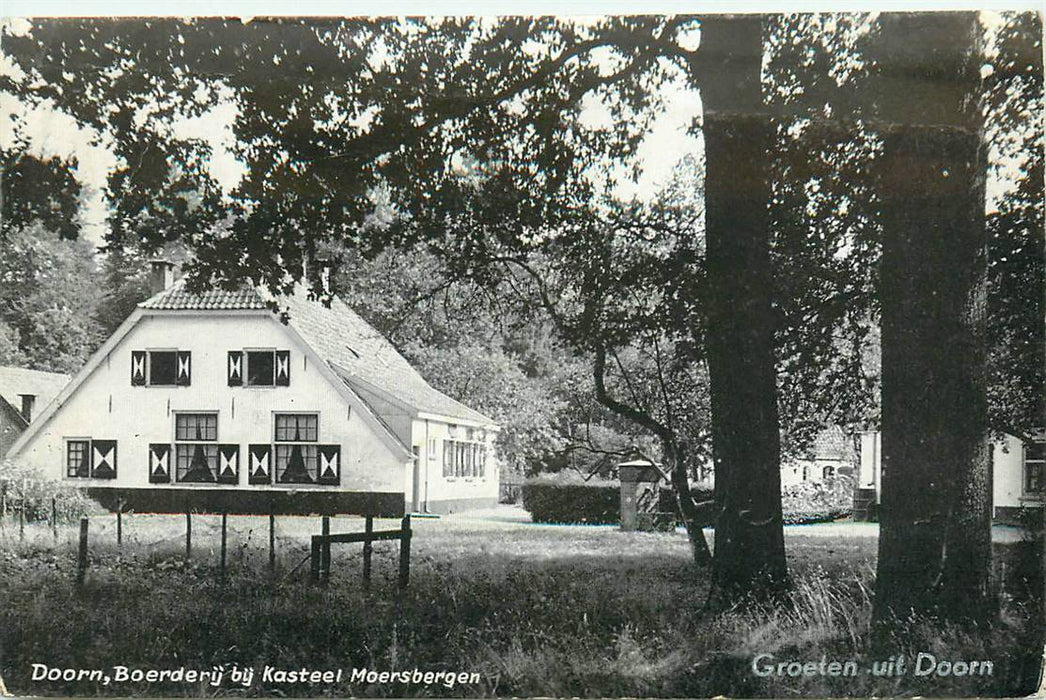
[0,366,71,417]
[138,279,496,426]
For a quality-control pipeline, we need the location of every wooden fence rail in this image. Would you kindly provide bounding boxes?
[310,515,412,589]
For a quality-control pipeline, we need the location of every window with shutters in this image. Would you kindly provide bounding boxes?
[132,349,191,386]
[275,413,318,483]
[175,413,219,483]
[65,438,117,479]
[233,349,291,387]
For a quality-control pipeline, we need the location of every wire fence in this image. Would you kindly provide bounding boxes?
[0,510,407,586]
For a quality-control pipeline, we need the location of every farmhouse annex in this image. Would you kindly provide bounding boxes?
[858,430,1044,524]
[5,262,500,516]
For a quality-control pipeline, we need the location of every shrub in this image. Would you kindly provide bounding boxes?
[781,474,855,524]
[0,460,99,523]
[521,478,619,524]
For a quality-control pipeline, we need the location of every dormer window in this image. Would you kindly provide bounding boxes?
[228,349,290,386]
[131,350,191,386]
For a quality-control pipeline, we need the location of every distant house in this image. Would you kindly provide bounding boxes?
[858,431,1044,524]
[6,261,499,515]
[780,426,857,488]
[0,366,70,459]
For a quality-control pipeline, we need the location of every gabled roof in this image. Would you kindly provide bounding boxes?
[805,425,856,462]
[0,366,71,416]
[138,279,496,427]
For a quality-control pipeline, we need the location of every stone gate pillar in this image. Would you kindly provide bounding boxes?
[618,460,662,531]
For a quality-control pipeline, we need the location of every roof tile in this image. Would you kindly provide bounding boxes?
[140,281,269,311]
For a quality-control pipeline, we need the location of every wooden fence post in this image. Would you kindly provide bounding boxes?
[220,512,228,581]
[51,496,57,539]
[18,497,25,541]
[116,500,124,547]
[398,514,412,589]
[321,516,331,583]
[76,517,88,587]
[310,536,321,583]
[268,511,276,575]
[362,516,373,587]
[185,511,192,559]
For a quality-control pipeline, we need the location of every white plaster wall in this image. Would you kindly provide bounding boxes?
[410,418,499,509]
[993,434,1031,510]
[858,431,881,493]
[13,312,408,494]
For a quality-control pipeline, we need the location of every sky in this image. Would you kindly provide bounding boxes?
[5,0,1043,14]
[1,4,1040,246]
[0,14,705,246]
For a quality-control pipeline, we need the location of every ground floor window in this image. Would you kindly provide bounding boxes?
[65,438,117,479]
[66,439,90,477]
[1025,442,1044,495]
[276,444,319,483]
[443,439,486,478]
[275,413,319,483]
[175,413,218,483]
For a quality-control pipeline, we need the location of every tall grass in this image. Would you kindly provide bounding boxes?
[0,512,1041,697]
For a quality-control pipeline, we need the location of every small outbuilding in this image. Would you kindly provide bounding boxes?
[0,366,70,459]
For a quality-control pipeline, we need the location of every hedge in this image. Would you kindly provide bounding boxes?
[521,475,856,527]
[521,479,717,526]
[522,480,619,524]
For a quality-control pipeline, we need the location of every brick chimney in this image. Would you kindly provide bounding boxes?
[18,394,35,423]
[149,259,176,295]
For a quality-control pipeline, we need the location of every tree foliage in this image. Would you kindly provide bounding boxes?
[0,224,105,372]
[0,144,82,241]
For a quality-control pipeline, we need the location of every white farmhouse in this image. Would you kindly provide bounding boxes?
[6,262,500,516]
[780,426,858,488]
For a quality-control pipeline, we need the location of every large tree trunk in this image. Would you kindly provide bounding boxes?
[699,14,787,597]
[871,12,991,627]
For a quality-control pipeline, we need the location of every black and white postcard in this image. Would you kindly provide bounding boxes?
[0,4,1042,698]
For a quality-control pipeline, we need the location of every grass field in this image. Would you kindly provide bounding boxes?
[0,506,1042,697]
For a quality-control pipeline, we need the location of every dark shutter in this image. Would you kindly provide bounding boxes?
[227,351,243,386]
[318,445,340,485]
[91,439,117,479]
[149,443,171,483]
[275,350,291,386]
[217,444,239,484]
[248,444,272,485]
[176,351,192,386]
[131,351,147,386]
